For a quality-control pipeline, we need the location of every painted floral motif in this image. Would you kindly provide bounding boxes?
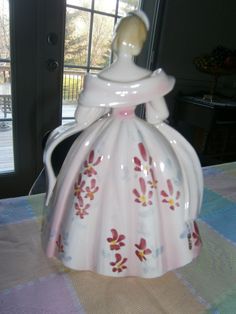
[133,143,152,174]
[75,199,90,219]
[135,238,152,262]
[74,173,85,202]
[161,179,180,210]
[192,221,201,246]
[110,253,128,273]
[133,177,153,206]
[148,168,158,189]
[73,149,101,219]
[85,178,99,200]
[83,150,102,177]
[56,234,64,253]
[107,229,126,251]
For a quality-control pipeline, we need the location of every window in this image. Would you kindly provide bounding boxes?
[62,0,140,123]
[0,0,14,173]
[0,0,161,197]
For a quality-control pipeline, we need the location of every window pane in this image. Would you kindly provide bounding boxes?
[0,1,10,59]
[90,14,114,68]
[62,68,86,123]
[62,0,142,123]
[64,8,90,67]
[66,0,91,9]
[94,0,117,14]
[0,0,14,173]
[118,0,140,16]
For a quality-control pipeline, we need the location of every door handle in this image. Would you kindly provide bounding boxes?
[46,59,59,72]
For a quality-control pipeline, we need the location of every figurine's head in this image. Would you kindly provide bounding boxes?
[112,10,149,57]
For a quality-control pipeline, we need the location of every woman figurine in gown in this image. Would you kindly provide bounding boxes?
[42,11,203,278]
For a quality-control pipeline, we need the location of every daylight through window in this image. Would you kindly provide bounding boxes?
[62,0,141,122]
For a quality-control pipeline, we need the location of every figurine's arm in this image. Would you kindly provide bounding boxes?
[44,106,109,205]
[146,71,175,124]
[146,97,169,124]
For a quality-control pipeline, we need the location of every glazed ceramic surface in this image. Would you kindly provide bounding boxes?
[42,11,203,278]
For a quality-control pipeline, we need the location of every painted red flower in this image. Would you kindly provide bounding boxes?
[74,173,85,201]
[192,221,201,246]
[75,198,90,219]
[133,177,153,206]
[84,150,102,177]
[107,229,125,250]
[133,143,152,174]
[110,253,128,272]
[85,178,99,200]
[148,168,158,189]
[135,238,152,261]
[56,234,64,253]
[161,179,180,210]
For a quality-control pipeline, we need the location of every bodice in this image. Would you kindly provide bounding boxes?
[112,107,135,118]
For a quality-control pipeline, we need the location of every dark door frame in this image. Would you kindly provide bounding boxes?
[0,0,66,198]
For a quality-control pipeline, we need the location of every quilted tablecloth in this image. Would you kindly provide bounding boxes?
[0,162,236,313]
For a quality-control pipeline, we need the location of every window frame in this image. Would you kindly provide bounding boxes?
[62,0,163,121]
[0,0,163,198]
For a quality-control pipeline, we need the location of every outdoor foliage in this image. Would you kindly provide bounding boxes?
[64,0,140,68]
[0,0,10,60]
[64,8,114,68]
[0,0,140,99]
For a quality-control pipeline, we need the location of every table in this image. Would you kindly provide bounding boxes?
[173,96,236,165]
[1,162,236,313]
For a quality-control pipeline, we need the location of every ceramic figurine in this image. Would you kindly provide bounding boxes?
[42,11,203,278]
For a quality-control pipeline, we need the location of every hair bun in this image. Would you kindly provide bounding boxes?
[128,10,150,30]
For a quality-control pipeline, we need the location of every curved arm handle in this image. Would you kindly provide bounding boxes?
[155,123,203,222]
[146,97,203,221]
[44,106,110,206]
[44,122,85,206]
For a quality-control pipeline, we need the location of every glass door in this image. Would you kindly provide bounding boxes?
[0,0,65,198]
[0,0,163,198]
[0,0,41,198]
[0,0,14,173]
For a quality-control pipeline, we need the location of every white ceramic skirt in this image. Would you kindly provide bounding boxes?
[42,110,202,278]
